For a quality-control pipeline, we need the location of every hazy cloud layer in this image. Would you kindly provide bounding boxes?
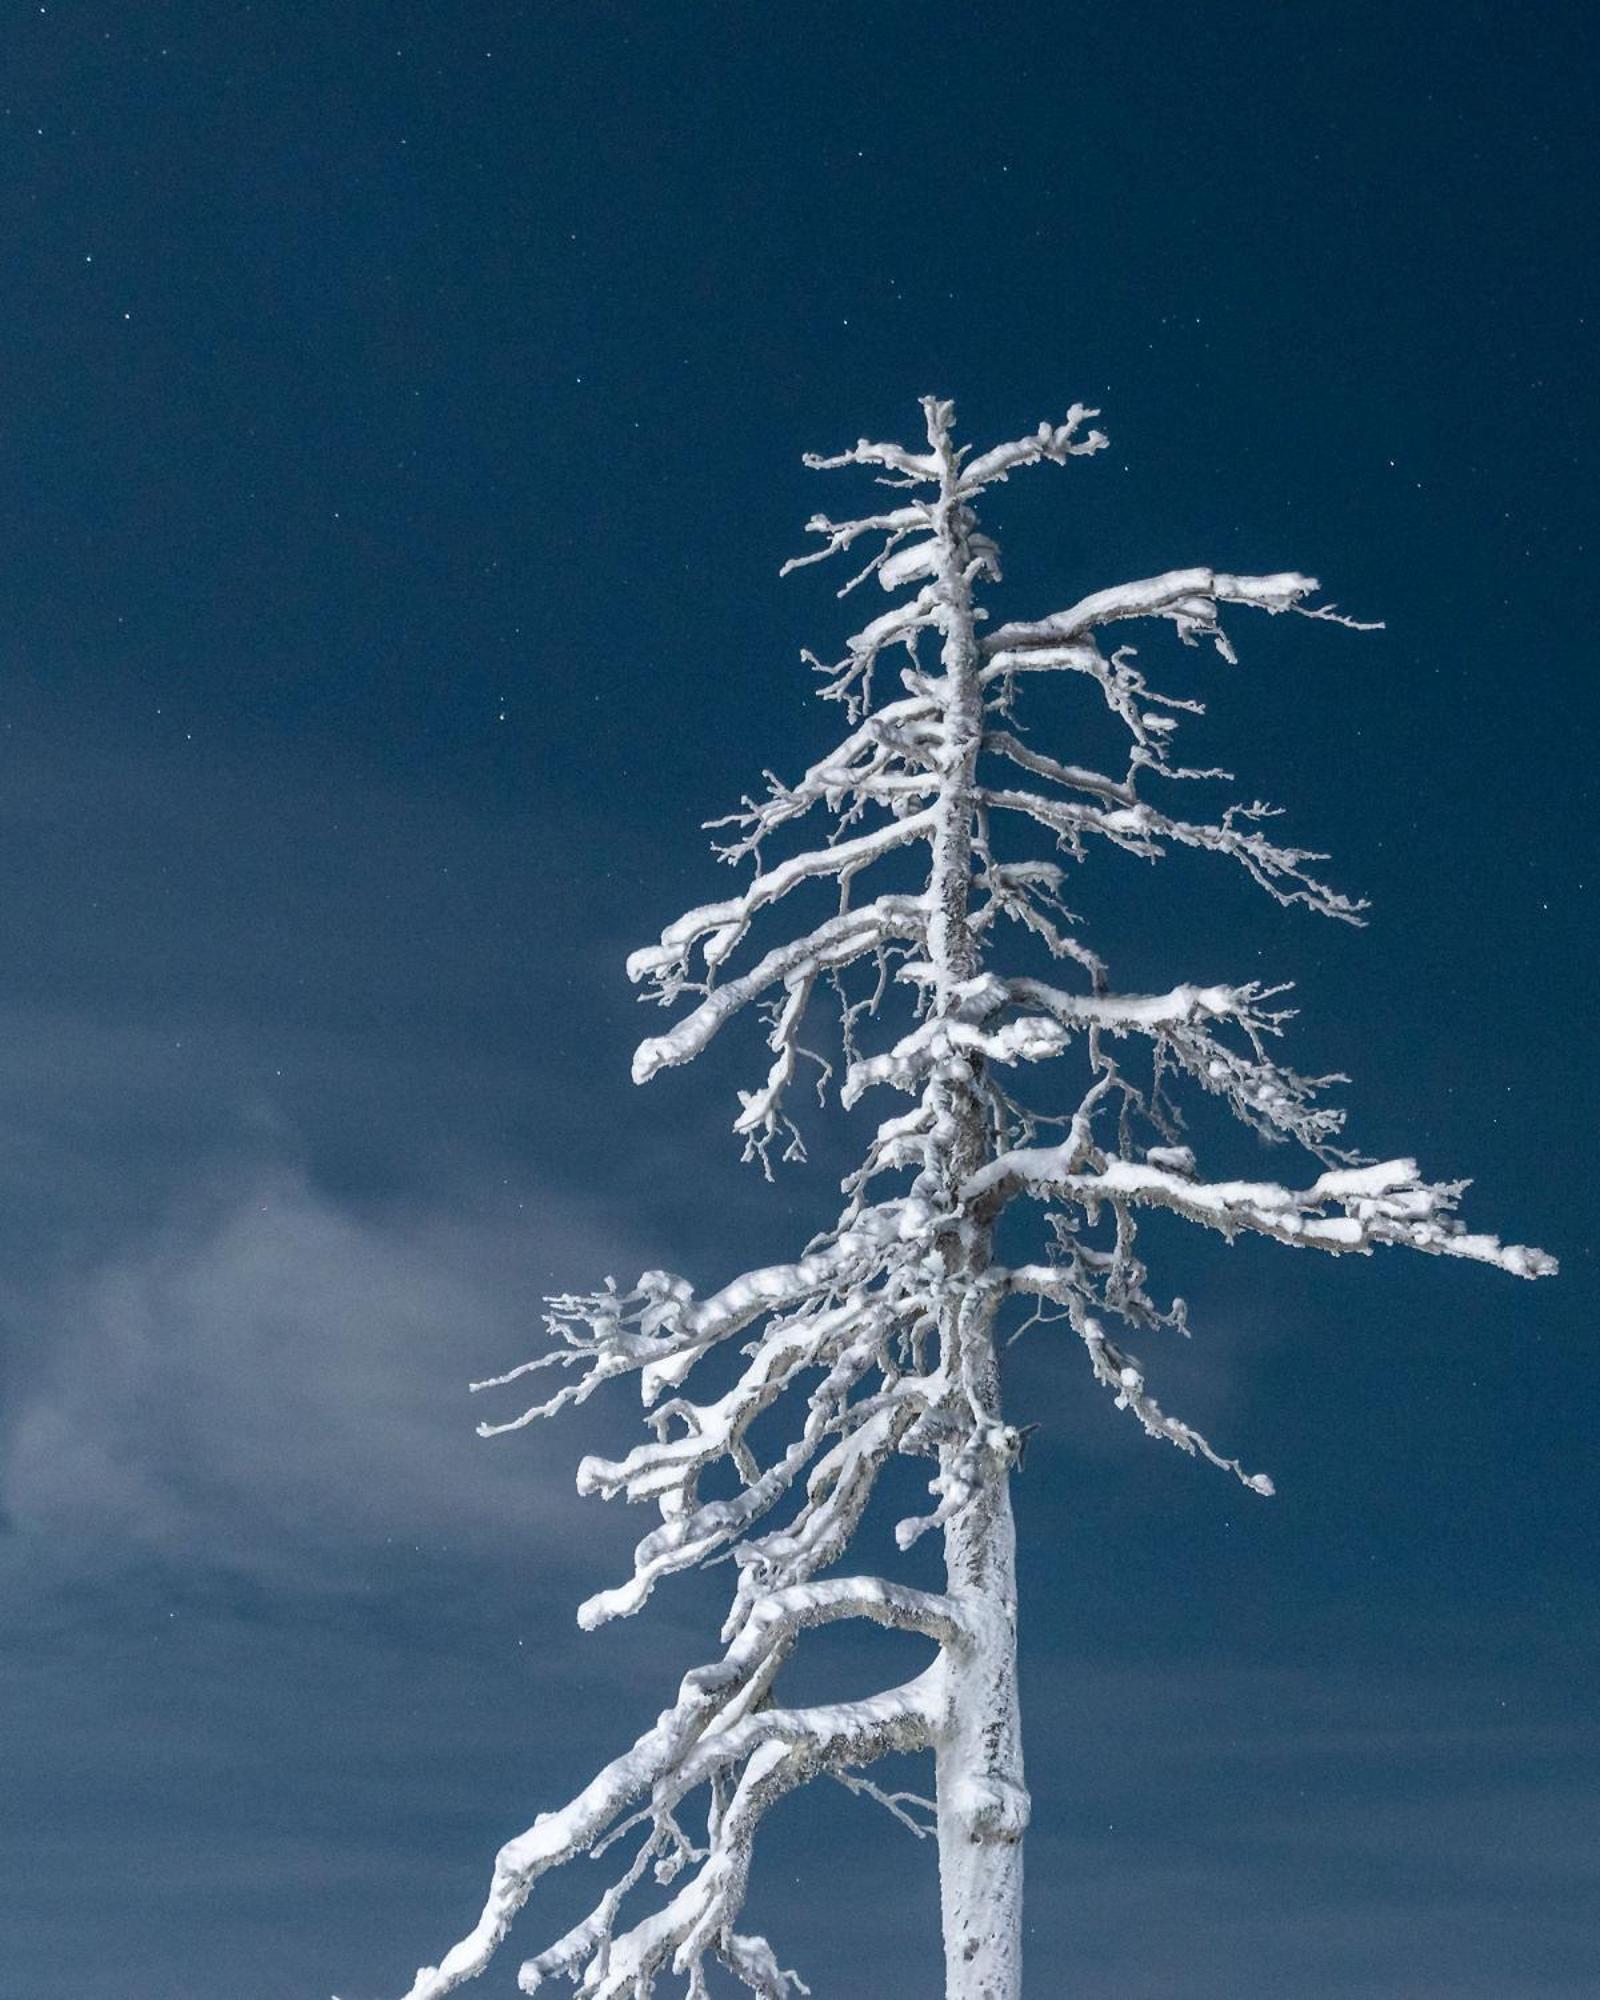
[3,1164,623,1577]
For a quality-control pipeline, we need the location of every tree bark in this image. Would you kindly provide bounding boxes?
[938,1467,1027,2000]
[921,398,1029,2000]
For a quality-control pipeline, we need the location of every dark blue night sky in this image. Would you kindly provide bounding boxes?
[1,6,1594,1996]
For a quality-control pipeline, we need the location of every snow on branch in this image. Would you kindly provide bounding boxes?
[980,568,1379,799]
[706,694,942,865]
[981,729,1139,809]
[572,1302,906,1630]
[957,405,1110,493]
[973,1153,1557,1278]
[778,502,932,589]
[474,1197,938,1433]
[625,807,938,994]
[1007,1261,1274,1496]
[630,895,924,1081]
[980,784,1365,921]
[1002,976,1348,1154]
[801,584,946,719]
[397,1585,954,2000]
[800,431,944,483]
[983,567,1378,658]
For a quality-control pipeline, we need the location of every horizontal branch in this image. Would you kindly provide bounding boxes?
[801,437,942,481]
[983,567,1328,656]
[779,502,931,579]
[1004,975,1254,1035]
[974,1154,1557,1278]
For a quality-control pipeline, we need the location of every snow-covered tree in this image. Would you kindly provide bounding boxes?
[390,398,1555,2000]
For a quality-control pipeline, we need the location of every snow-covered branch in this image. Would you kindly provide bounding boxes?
[626,808,938,994]
[981,785,1365,920]
[983,566,1368,657]
[958,405,1110,493]
[981,728,1138,808]
[1007,1260,1274,1496]
[707,695,941,862]
[474,1197,939,1435]
[572,1302,911,1630]
[974,1153,1556,1278]
[778,502,932,587]
[1003,975,1348,1153]
[398,1591,951,2000]
[635,901,921,1063]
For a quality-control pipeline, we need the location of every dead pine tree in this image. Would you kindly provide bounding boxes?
[384,396,1554,2000]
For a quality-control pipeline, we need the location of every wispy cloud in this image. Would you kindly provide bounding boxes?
[2,1152,632,1582]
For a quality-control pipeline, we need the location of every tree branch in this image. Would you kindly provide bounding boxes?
[974,1154,1557,1278]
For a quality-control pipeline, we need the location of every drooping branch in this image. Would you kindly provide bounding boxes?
[981,728,1139,809]
[1007,1260,1275,1496]
[629,895,926,1147]
[980,783,1365,920]
[626,807,938,993]
[397,1587,956,2000]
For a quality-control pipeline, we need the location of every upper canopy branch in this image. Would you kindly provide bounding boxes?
[983,566,1375,658]
[795,399,1109,504]
[779,501,933,583]
[779,401,1112,714]
[957,404,1110,493]
[800,435,944,482]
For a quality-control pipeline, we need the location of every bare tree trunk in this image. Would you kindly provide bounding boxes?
[921,398,1029,2000]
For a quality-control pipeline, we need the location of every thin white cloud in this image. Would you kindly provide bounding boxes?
[3,1164,628,1581]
